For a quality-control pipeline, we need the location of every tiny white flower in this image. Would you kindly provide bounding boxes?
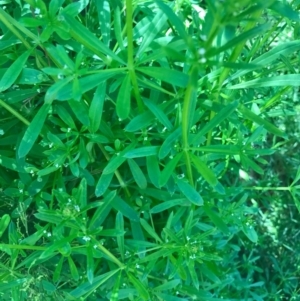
[0,129,4,135]
[74,205,80,212]
[47,232,51,237]
[198,48,206,55]
[83,236,91,242]
[34,8,40,14]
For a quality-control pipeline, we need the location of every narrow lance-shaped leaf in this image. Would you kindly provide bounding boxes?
[116,212,125,261]
[140,218,163,243]
[87,244,94,284]
[116,74,131,120]
[227,40,300,83]
[89,82,106,133]
[62,13,125,65]
[0,214,10,238]
[176,178,203,206]
[143,98,173,130]
[270,1,300,21]
[0,50,31,92]
[159,127,182,159]
[96,0,111,46]
[153,0,188,40]
[192,101,239,145]
[123,146,159,158]
[238,104,286,137]
[18,103,51,158]
[127,273,150,300]
[95,172,114,197]
[127,159,147,189]
[146,155,161,188]
[228,74,300,89]
[137,67,189,88]
[137,10,167,56]
[190,153,218,187]
[160,152,183,187]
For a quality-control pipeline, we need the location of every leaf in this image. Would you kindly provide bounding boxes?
[0,278,28,292]
[140,218,162,243]
[209,24,270,56]
[137,10,168,56]
[188,260,199,289]
[146,155,161,188]
[242,224,258,243]
[45,76,73,103]
[154,0,188,40]
[39,235,77,259]
[159,127,182,159]
[95,172,114,197]
[77,178,87,207]
[56,70,121,101]
[203,204,229,234]
[143,98,173,130]
[229,74,300,89]
[150,199,187,214]
[227,40,300,83]
[127,273,150,300]
[68,255,79,281]
[127,159,147,189]
[0,50,31,92]
[53,256,64,282]
[116,74,131,120]
[116,212,125,261]
[96,0,111,46]
[192,101,239,145]
[62,13,125,65]
[137,67,189,87]
[62,0,90,17]
[176,178,203,206]
[124,111,154,132]
[270,1,300,21]
[0,214,10,238]
[238,104,286,137]
[160,152,183,187]
[68,99,90,126]
[89,190,116,230]
[110,271,122,301]
[103,143,136,174]
[89,82,106,133]
[190,153,218,187]
[113,5,124,50]
[70,270,119,298]
[55,105,77,129]
[87,244,94,284]
[123,146,159,158]
[18,103,51,158]
[111,196,139,222]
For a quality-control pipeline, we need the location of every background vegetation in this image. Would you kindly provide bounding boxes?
[0,0,300,300]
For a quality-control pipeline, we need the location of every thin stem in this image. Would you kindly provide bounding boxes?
[182,85,194,185]
[125,0,144,113]
[244,186,290,191]
[0,99,30,126]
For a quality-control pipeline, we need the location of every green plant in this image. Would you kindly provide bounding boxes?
[0,0,300,300]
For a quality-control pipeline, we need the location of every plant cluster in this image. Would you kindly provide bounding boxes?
[0,0,300,300]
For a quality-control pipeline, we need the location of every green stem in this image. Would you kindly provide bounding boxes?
[182,84,195,186]
[0,99,30,126]
[125,0,144,113]
[244,186,290,191]
[94,240,124,268]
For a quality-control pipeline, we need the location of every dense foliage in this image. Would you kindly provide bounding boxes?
[0,0,300,300]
